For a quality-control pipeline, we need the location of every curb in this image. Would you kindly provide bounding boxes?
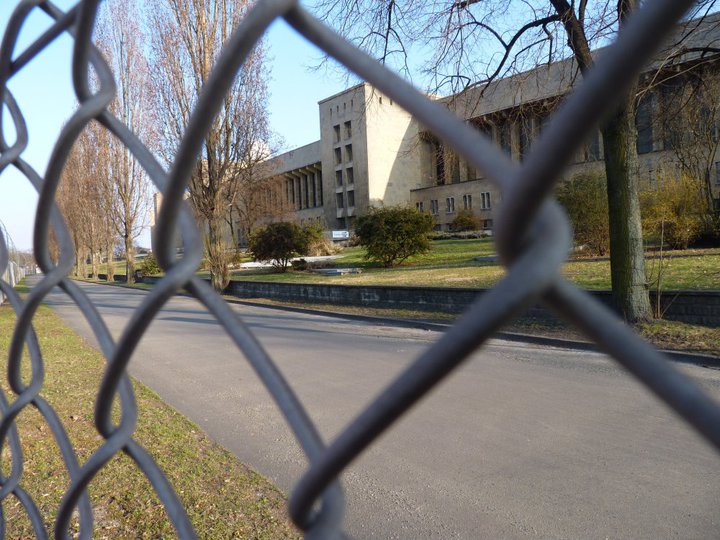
[220,297,720,369]
[73,279,720,370]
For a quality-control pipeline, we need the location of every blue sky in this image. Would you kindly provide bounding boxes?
[0,3,352,251]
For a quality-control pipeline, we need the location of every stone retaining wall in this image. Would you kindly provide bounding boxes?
[141,276,720,327]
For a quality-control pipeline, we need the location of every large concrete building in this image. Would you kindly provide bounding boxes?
[261,13,720,237]
[162,11,708,244]
[264,83,421,233]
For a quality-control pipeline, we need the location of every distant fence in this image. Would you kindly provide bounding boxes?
[142,276,720,327]
[0,261,25,305]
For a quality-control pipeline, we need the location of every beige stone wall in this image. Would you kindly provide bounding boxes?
[318,85,367,230]
[362,86,421,208]
[266,141,321,174]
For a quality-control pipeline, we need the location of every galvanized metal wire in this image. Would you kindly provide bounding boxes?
[0,0,719,538]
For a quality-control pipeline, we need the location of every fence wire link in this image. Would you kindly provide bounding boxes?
[0,0,719,538]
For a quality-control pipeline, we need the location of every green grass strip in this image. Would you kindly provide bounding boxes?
[0,301,299,539]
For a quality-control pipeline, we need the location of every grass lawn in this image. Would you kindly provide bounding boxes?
[93,259,129,277]
[229,239,720,291]
[0,286,298,539]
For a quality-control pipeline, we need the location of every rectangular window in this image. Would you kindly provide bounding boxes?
[636,95,654,154]
[583,130,602,162]
[312,173,318,207]
[317,172,323,206]
[346,167,354,184]
[481,192,492,210]
[483,219,494,229]
[519,116,532,161]
[336,192,344,209]
[347,190,355,207]
[334,147,342,165]
[333,124,340,143]
[344,120,352,139]
[303,175,309,209]
[499,122,512,156]
[716,162,720,185]
[434,142,445,185]
[336,170,343,187]
[446,197,455,213]
[416,201,424,212]
[463,194,472,209]
[430,199,439,215]
[466,160,476,181]
[345,144,353,162]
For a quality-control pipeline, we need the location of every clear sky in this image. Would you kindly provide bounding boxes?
[0,2,353,252]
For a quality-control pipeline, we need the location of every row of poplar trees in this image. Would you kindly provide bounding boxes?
[58,0,272,289]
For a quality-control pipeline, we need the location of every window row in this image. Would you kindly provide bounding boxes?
[335,190,355,209]
[329,100,354,117]
[334,144,353,166]
[333,121,353,143]
[418,192,491,216]
[335,167,355,187]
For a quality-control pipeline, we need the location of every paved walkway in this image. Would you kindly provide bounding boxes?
[42,278,720,539]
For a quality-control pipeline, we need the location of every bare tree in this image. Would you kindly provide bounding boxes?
[149,0,272,291]
[96,0,152,284]
[58,126,108,279]
[316,0,719,321]
[230,161,291,250]
[659,66,720,226]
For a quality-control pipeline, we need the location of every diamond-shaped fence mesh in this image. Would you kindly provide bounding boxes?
[1,0,719,538]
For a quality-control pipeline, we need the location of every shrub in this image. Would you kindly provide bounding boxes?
[451,209,480,232]
[428,230,490,240]
[556,172,610,255]
[140,252,162,275]
[355,206,435,267]
[248,222,309,272]
[640,172,707,250]
[303,221,341,256]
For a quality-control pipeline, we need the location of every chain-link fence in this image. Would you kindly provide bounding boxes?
[1,0,719,538]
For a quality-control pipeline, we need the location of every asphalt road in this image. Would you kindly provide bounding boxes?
[39,278,720,539]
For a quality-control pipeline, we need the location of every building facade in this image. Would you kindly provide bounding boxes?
[262,83,422,233]
[238,13,720,239]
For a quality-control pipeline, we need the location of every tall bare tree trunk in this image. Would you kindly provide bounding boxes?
[77,247,87,279]
[106,239,115,282]
[207,216,229,292]
[602,91,651,321]
[91,250,99,279]
[124,230,135,284]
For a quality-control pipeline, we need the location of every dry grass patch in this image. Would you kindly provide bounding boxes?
[635,319,720,357]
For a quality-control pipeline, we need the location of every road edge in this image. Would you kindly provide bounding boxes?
[74,279,720,369]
